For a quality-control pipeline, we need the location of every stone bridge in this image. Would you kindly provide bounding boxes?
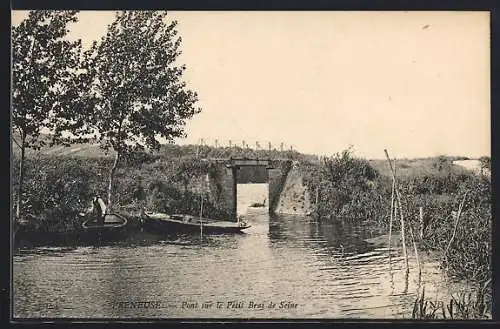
[200,157,312,221]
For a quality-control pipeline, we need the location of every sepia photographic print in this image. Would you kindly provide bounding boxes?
[11,10,492,320]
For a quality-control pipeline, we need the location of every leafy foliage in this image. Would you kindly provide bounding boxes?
[12,156,96,232]
[302,147,385,221]
[12,10,85,219]
[12,10,84,149]
[80,11,200,155]
[75,11,201,209]
[396,172,491,283]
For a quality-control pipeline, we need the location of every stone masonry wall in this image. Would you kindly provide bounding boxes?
[274,165,312,215]
[207,165,237,220]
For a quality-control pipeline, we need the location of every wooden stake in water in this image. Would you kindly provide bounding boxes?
[388,170,395,265]
[408,221,422,281]
[387,161,397,293]
[396,184,410,276]
[384,150,409,277]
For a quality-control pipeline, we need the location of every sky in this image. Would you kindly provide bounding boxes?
[11,11,490,159]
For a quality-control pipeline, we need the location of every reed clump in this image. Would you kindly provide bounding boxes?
[412,281,491,320]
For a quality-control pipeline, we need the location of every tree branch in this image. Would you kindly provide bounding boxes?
[16,125,24,138]
[12,135,22,149]
[12,126,25,150]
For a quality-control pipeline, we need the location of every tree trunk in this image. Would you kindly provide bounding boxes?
[107,151,121,212]
[15,135,26,220]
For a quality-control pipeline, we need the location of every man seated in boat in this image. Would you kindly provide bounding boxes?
[80,196,107,225]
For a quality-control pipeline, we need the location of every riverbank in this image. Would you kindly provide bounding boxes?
[12,152,231,233]
[11,145,491,318]
[299,150,491,319]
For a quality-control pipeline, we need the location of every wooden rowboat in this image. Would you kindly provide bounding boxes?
[82,213,128,231]
[142,212,251,234]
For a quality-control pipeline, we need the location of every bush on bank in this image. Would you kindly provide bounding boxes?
[301,148,390,222]
[402,174,492,283]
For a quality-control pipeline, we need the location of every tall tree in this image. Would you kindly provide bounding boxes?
[82,11,201,210]
[12,10,83,220]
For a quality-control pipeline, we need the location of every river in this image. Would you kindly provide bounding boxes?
[13,184,469,319]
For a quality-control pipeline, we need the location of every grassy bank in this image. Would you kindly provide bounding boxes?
[297,149,491,318]
[12,152,233,234]
[12,141,320,234]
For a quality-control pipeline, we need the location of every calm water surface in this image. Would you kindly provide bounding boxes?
[14,184,468,319]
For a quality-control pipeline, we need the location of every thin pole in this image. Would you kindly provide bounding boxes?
[396,184,409,276]
[444,192,468,265]
[388,169,395,263]
[409,223,422,282]
[384,150,409,275]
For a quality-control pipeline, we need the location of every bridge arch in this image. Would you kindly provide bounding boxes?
[204,157,293,221]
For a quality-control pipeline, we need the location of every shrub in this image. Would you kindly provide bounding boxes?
[399,173,491,283]
[302,148,386,222]
[12,156,100,232]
